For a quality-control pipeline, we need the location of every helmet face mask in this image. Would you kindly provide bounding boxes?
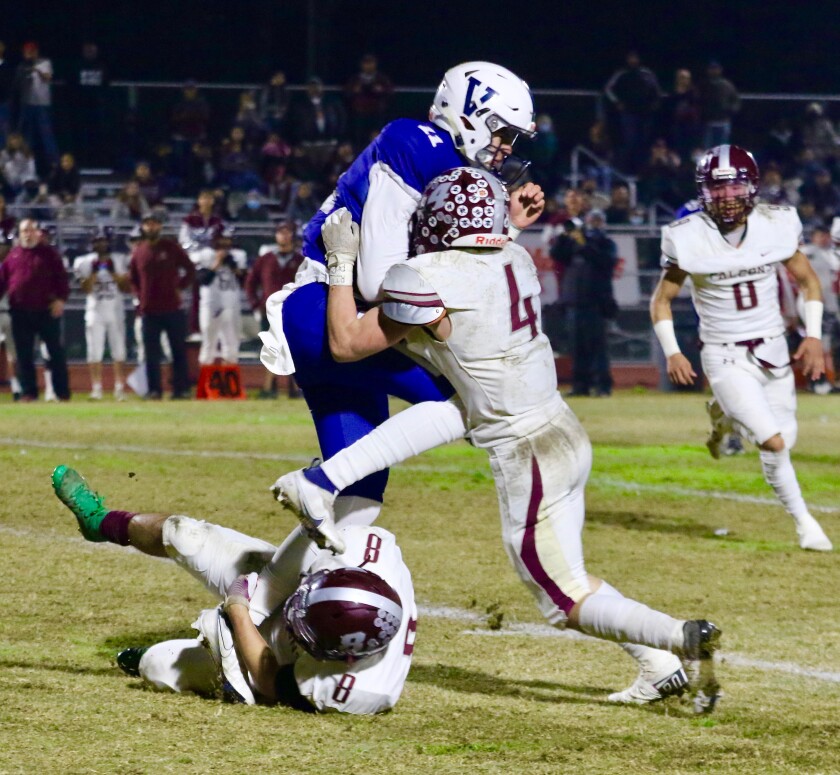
[696,145,759,229]
[283,567,403,663]
[412,166,510,256]
[430,61,536,185]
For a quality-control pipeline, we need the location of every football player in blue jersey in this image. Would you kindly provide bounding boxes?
[260,62,546,548]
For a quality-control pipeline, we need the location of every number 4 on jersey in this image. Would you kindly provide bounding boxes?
[504,263,538,339]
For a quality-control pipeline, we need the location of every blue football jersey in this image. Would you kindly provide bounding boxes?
[302,119,463,264]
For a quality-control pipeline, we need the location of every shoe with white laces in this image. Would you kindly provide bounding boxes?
[705,400,729,460]
[795,513,833,552]
[90,383,103,400]
[608,664,688,705]
[272,465,344,554]
[680,619,722,714]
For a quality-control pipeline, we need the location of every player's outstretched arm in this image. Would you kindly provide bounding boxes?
[784,250,826,380]
[650,266,697,386]
[323,208,410,361]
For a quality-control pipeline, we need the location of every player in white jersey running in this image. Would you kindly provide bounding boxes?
[74,227,130,400]
[650,145,832,552]
[51,465,416,715]
[275,168,723,712]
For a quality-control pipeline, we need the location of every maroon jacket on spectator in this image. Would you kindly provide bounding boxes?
[0,243,69,310]
[129,237,195,315]
[245,248,303,315]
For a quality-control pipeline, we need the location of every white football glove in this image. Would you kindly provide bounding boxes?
[321,208,359,287]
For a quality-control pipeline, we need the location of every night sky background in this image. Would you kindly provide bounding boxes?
[6,0,840,93]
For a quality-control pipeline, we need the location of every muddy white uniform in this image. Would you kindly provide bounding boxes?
[192,247,247,364]
[661,204,801,445]
[74,252,129,363]
[382,242,593,626]
[137,519,416,715]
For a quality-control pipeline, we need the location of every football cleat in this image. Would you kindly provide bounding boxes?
[272,466,344,554]
[114,383,125,402]
[795,514,833,552]
[116,647,148,677]
[680,620,722,714]
[90,384,103,400]
[705,399,730,460]
[723,432,745,456]
[51,465,108,542]
[608,665,688,705]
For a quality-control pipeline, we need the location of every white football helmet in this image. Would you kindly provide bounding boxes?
[430,62,536,183]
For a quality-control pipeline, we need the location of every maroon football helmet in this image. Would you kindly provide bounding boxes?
[283,567,403,662]
[695,144,759,228]
[412,166,510,256]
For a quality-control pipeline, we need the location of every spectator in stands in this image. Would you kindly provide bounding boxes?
[579,177,611,211]
[797,200,822,240]
[217,125,262,210]
[234,90,267,148]
[800,103,840,167]
[661,68,701,163]
[0,41,12,148]
[290,76,346,177]
[171,80,210,183]
[15,177,51,219]
[604,182,632,224]
[129,212,195,400]
[638,137,684,208]
[323,140,355,190]
[344,53,393,147]
[110,179,151,222]
[803,222,840,393]
[0,193,15,236]
[761,117,796,175]
[237,189,271,221]
[133,161,164,206]
[47,152,81,214]
[245,220,302,398]
[0,218,70,401]
[528,114,560,194]
[260,71,290,136]
[184,140,215,197]
[73,42,109,166]
[604,51,662,173]
[798,166,840,222]
[286,180,320,227]
[759,165,792,205]
[260,131,292,190]
[697,60,740,147]
[0,132,36,197]
[12,42,58,172]
[179,189,225,253]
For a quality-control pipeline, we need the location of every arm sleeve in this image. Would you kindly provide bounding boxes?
[356,165,421,303]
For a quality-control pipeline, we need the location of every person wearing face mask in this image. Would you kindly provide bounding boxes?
[239,189,271,222]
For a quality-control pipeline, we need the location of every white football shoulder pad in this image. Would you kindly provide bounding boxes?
[382,263,446,325]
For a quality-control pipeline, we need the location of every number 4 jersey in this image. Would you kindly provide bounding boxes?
[660,204,802,344]
[382,242,563,449]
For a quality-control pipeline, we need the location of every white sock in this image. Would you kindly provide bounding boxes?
[10,376,21,393]
[595,581,682,676]
[577,581,684,653]
[759,448,809,520]
[321,398,467,491]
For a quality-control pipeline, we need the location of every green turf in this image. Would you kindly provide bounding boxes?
[0,391,837,773]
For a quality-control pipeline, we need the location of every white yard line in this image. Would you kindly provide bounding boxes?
[2,435,837,514]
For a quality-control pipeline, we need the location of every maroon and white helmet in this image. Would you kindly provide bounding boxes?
[695,144,759,227]
[412,166,510,256]
[283,567,403,662]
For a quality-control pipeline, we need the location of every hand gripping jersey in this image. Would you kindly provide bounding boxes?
[262,525,417,714]
[381,242,563,448]
[660,204,801,344]
[73,252,130,320]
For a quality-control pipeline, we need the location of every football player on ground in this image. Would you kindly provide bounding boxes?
[274,168,722,713]
[74,226,131,400]
[650,145,832,552]
[258,62,545,545]
[51,465,416,714]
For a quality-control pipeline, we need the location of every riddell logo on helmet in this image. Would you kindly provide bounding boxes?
[474,235,507,246]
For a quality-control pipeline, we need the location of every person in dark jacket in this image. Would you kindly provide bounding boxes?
[128,212,196,399]
[0,217,70,400]
[551,209,619,396]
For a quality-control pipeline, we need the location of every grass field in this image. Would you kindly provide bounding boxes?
[0,390,838,774]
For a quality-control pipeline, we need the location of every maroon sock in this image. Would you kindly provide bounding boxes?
[100,510,136,546]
